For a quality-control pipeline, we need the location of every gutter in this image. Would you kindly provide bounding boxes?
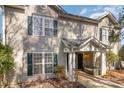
[4,5,25,10]
[59,12,99,24]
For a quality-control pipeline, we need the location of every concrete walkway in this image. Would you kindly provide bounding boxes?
[77,71,124,88]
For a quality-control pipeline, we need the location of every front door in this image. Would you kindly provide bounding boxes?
[78,53,84,70]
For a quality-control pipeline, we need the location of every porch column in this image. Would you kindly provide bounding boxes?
[100,51,107,75]
[68,53,73,81]
[64,53,68,77]
[72,52,76,81]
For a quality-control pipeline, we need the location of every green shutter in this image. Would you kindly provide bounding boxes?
[100,28,102,41]
[53,20,58,36]
[27,53,33,76]
[28,16,33,35]
[53,53,58,66]
[111,29,115,36]
[109,29,115,42]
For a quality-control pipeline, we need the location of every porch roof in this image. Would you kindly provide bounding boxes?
[61,37,110,49]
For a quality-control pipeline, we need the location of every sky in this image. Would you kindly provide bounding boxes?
[0,5,124,44]
[62,5,123,19]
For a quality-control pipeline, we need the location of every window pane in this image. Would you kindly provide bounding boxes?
[34,64,42,74]
[34,26,42,35]
[45,19,53,28]
[34,17,42,26]
[45,28,53,36]
[45,64,53,73]
[45,53,52,63]
[33,53,42,63]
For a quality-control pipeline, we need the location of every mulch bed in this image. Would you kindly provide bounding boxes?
[8,79,85,88]
[103,70,124,85]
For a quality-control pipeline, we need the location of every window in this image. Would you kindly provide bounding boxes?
[45,19,53,36]
[45,53,53,73]
[27,52,55,76]
[99,27,108,41]
[102,28,108,41]
[33,53,43,74]
[33,16,43,36]
[32,15,58,37]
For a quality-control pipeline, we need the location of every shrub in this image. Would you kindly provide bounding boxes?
[106,51,118,70]
[55,65,66,80]
[0,43,14,87]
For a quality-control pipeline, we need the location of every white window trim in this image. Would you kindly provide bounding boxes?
[29,52,54,76]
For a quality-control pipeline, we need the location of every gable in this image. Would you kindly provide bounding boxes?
[24,5,58,18]
[98,12,118,25]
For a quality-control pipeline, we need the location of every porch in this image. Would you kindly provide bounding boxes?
[62,37,110,81]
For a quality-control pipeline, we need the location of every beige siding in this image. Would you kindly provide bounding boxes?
[5,6,26,83]
[59,18,98,39]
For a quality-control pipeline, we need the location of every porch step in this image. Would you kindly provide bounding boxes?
[77,71,124,88]
[84,68,93,75]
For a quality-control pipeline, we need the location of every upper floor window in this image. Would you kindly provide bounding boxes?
[33,16,43,36]
[99,27,109,41]
[45,18,54,36]
[28,15,58,37]
[102,28,108,41]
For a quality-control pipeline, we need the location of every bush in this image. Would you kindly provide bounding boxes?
[119,45,124,61]
[0,43,14,87]
[55,65,66,80]
[106,51,118,70]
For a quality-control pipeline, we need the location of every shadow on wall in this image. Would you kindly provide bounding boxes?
[35,6,54,17]
[60,19,94,39]
[5,6,60,84]
[5,7,27,84]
